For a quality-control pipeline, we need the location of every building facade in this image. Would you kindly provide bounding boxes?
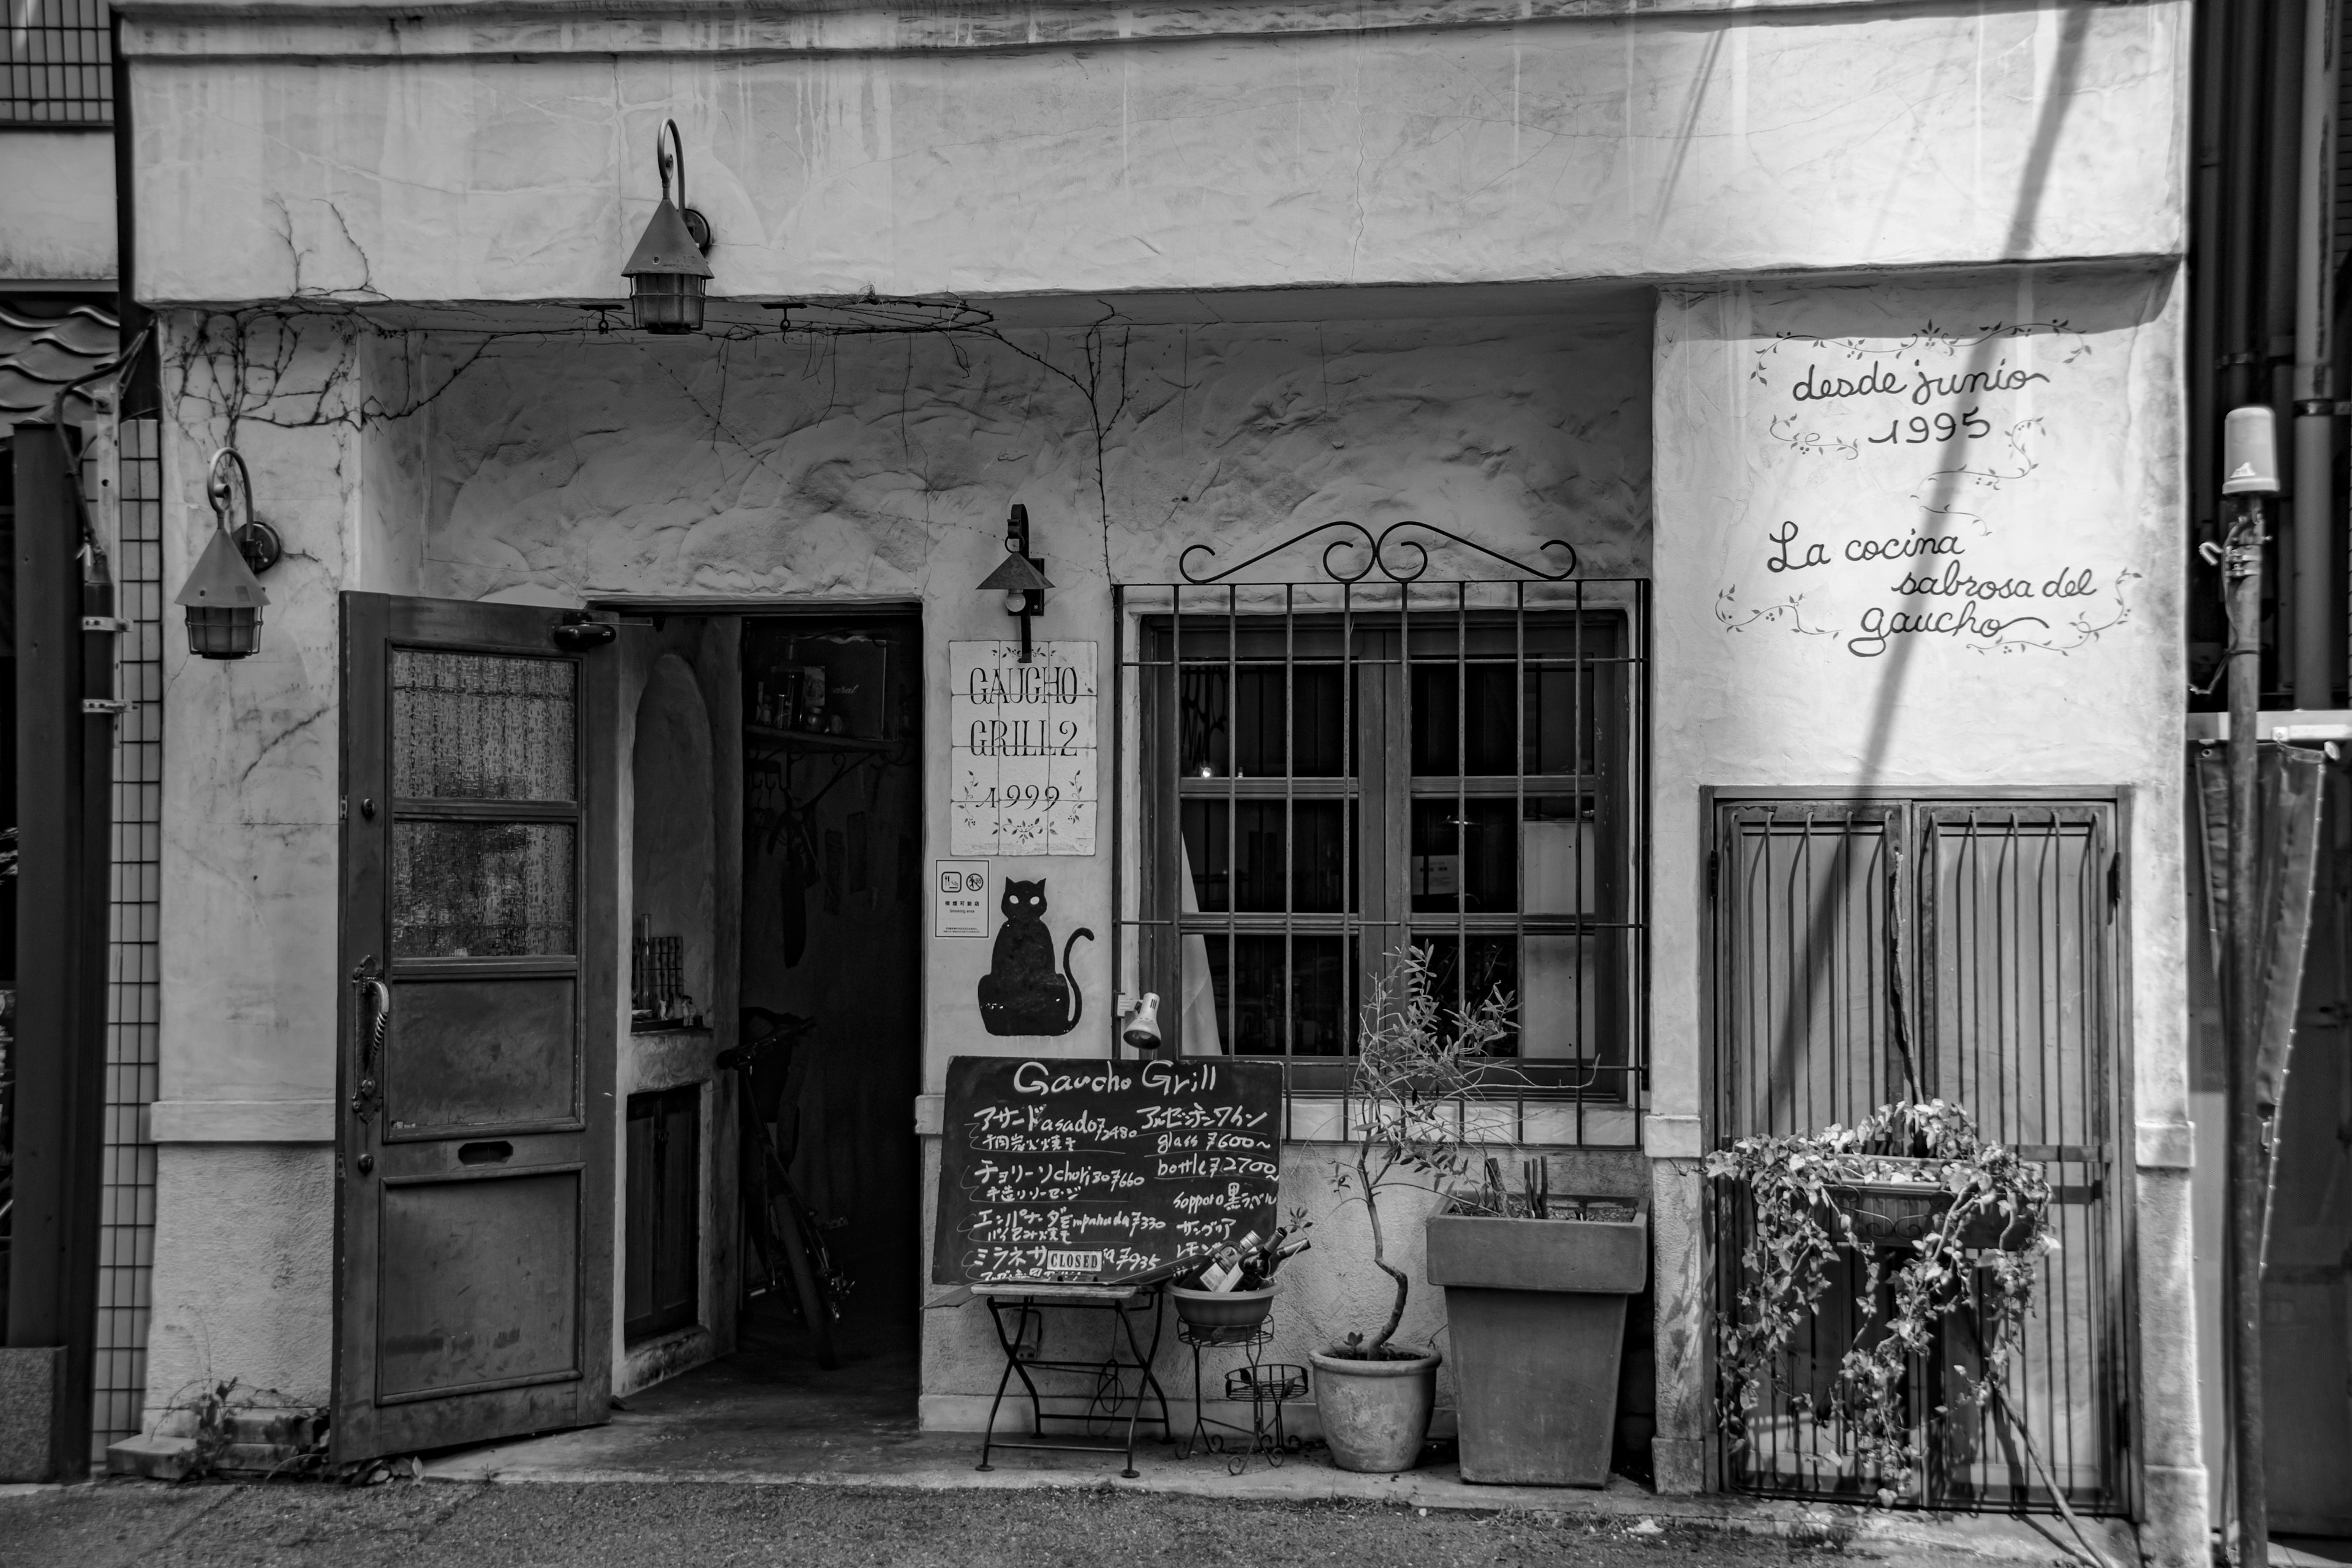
[35,0,2215,1555]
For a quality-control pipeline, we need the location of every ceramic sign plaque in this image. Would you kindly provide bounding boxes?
[949,640,1096,856]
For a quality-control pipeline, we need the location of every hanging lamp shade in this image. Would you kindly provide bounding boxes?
[625,120,714,334]
[975,551,1052,595]
[176,518,271,660]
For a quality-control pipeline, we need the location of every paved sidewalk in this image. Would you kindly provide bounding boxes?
[0,1478,2113,1568]
[413,1326,2133,1568]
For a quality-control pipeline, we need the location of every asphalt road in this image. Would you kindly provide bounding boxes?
[0,1479,2040,1568]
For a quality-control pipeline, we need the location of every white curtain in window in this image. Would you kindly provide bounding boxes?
[1178,836,1223,1055]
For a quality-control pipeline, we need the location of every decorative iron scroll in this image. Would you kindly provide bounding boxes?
[1177,521,1577,586]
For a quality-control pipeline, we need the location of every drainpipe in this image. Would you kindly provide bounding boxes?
[2295,0,2342,709]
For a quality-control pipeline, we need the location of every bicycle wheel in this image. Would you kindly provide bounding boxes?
[772,1192,840,1370]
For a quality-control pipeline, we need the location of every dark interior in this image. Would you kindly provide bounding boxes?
[734,610,924,1367]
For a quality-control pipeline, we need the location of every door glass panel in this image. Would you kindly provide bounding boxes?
[393,821,577,956]
[394,650,577,802]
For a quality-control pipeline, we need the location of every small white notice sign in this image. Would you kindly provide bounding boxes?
[949,641,1097,856]
[935,861,990,938]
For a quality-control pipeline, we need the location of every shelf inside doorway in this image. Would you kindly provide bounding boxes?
[744,723,903,757]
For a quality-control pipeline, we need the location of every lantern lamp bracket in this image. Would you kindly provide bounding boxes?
[657,121,714,255]
[233,519,283,576]
[205,447,282,576]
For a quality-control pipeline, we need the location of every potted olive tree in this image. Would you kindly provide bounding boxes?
[1313,946,1513,1474]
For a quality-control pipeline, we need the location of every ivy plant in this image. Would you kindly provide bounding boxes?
[1704,1098,2057,1504]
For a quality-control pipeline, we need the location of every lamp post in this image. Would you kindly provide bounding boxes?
[975,502,1052,663]
[175,447,276,660]
[623,119,714,334]
[2220,404,2277,1568]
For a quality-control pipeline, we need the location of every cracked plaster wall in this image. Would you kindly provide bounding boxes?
[125,2,2184,305]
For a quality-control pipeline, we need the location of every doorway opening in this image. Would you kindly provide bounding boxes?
[619,608,923,1437]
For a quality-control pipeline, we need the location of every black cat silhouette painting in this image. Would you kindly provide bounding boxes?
[977,879,1093,1037]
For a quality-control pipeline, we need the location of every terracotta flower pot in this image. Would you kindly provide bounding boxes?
[1170,1283,1278,1334]
[1307,1348,1441,1473]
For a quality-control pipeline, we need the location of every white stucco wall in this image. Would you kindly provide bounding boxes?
[1648,263,2198,1549]
[122,0,2184,304]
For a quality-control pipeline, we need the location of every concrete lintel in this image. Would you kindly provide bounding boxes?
[149,1098,334,1143]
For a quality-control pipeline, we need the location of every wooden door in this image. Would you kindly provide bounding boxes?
[333,595,620,1462]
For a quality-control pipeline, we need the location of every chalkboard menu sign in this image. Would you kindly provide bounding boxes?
[932,1055,1283,1286]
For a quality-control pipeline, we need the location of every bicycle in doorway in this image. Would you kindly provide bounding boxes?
[719,1006,852,1370]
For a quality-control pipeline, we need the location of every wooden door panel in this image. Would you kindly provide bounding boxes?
[385,976,579,1134]
[377,1170,582,1400]
[335,593,619,1463]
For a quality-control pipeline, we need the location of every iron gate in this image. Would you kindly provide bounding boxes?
[1711,796,2130,1513]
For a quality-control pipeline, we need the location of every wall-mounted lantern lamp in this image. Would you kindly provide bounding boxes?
[623,119,714,334]
[975,502,1052,662]
[176,447,279,660]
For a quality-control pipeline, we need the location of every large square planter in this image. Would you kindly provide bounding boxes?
[1424,1196,1649,1487]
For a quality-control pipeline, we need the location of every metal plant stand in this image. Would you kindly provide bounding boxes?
[973,1281,1172,1479]
[1177,1315,1308,1474]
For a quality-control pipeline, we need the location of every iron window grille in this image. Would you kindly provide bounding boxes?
[2,0,111,126]
[1708,793,2130,1515]
[1113,523,1649,1148]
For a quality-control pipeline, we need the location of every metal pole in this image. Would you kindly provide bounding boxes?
[2225,488,2270,1568]
[2294,0,2340,708]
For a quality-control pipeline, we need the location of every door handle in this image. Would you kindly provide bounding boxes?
[350,957,390,1127]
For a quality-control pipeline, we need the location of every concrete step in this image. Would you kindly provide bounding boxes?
[107,1406,326,1480]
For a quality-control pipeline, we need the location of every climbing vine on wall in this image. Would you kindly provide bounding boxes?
[166,294,1138,574]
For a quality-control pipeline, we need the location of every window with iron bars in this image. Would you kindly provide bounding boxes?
[3,0,111,125]
[1114,561,1648,1147]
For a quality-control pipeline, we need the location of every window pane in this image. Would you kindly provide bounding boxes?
[1178,665,1347,778]
[1521,797,1602,914]
[1411,663,1517,776]
[394,650,577,802]
[1196,933,1350,1056]
[1414,934,1521,1056]
[1409,798,1515,913]
[1184,799,1353,913]
[393,820,576,957]
[1520,934,1607,1060]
